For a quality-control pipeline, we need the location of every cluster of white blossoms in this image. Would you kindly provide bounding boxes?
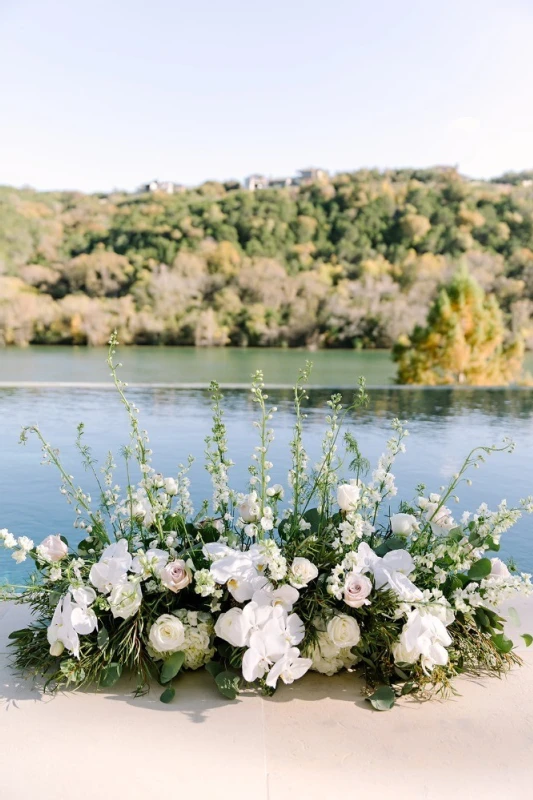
[215,596,312,689]
[148,610,215,669]
[0,528,35,564]
[207,543,319,687]
[418,494,456,535]
[236,487,283,538]
[328,537,457,674]
[309,615,361,676]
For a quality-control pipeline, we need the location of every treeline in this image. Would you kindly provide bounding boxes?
[1,167,533,348]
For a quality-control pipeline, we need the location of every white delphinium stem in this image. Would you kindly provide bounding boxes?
[249,370,277,540]
[288,362,312,524]
[205,381,235,520]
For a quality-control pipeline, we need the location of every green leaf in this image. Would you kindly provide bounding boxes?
[492,633,514,654]
[7,629,28,640]
[375,537,406,556]
[467,558,492,581]
[215,670,240,700]
[366,686,396,711]
[401,681,416,696]
[97,626,109,648]
[59,535,69,546]
[302,508,321,533]
[100,662,122,688]
[393,665,410,681]
[160,686,176,703]
[522,634,533,647]
[485,535,500,552]
[205,661,224,679]
[160,651,185,684]
[474,608,491,631]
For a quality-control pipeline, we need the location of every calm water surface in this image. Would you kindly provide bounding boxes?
[0,346,396,386]
[1,377,532,581]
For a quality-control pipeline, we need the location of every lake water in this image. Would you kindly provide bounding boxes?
[0,348,532,582]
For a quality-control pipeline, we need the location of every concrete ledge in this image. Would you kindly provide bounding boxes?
[1,600,532,800]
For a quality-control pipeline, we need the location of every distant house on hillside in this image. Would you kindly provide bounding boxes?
[138,180,185,195]
[243,167,329,191]
[295,167,329,185]
[268,176,295,189]
[244,174,269,191]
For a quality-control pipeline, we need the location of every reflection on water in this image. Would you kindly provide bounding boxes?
[1,386,532,581]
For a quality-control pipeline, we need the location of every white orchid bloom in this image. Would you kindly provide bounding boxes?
[241,600,276,634]
[353,541,380,573]
[266,647,312,688]
[47,594,80,658]
[209,553,255,584]
[393,609,452,674]
[89,538,132,594]
[242,632,274,682]
[202,541,234,562]
[252,583,300,612]
[69,585,96,607]
[71,603,98,635]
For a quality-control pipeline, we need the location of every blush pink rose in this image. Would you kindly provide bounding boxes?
[160,559,191,592]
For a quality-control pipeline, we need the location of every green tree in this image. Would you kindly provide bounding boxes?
[393,268,524,385]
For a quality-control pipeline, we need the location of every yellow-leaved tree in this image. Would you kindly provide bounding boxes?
[393,268,524,385]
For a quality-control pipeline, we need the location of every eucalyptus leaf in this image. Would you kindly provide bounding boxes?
[205,661,224,679]
[366,686,396,711]
[160,651,185,684]
[467,558,492,581]
[522,634,533,647]
[97,627,109,648]
[160,686,176,704]
[215,670,240,700]
[100,662,122,688]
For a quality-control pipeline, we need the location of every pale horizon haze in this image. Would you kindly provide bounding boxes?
[1,0,533,193]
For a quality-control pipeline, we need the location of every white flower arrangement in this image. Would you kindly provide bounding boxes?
[1,335,532,710]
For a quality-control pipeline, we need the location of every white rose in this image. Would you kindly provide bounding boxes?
[343,572,372,608]
[109,581,142,620]
[164,477,178,496]
[214,607,251,648]
[160,559,192,592]
[289,557,319,588]
[337,483,361,512]
[390,513,418,536]
[490,558,510,579]
[149,614,185,654]
[36,534,68,563]
[238,491,261,523]
[326,614,361,648]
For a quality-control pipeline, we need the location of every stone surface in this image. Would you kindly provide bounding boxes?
[1,599,532,800]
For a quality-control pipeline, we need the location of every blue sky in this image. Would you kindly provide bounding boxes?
[1,0,533,192]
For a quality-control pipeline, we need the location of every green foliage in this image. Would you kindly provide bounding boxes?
[160,651,185,684]
[214,670,240,699]
[393,268,525,385]
[366,685,396,711]
[1,170,533,350]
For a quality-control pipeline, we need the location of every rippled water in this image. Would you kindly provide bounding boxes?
[1,384,532,582]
